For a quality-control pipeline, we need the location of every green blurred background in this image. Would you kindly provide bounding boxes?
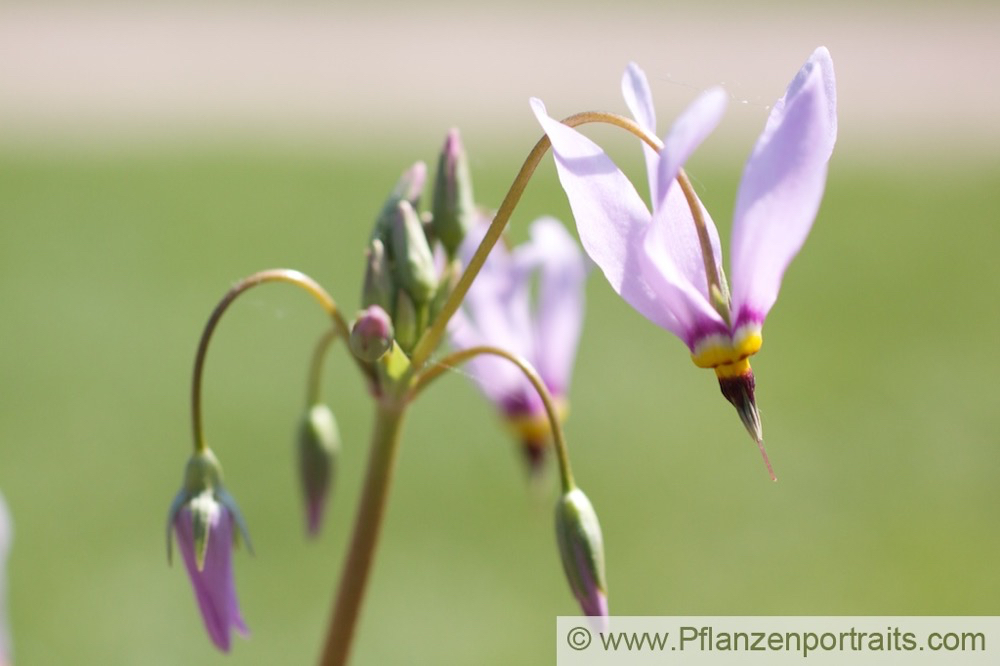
[1,2,999,664]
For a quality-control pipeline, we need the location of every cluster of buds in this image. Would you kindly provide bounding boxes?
[357,129,475,358]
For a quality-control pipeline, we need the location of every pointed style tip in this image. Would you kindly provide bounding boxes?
[755,437,777,482]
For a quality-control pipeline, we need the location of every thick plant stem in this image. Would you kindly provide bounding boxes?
[318,398,408,666]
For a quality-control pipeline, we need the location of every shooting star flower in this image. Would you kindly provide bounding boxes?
[449,217,587,469]
[532,48,837,479]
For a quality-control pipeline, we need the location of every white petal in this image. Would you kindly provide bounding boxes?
[516,217,587,393]
[642,184,728,347]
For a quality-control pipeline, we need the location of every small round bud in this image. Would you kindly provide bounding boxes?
[350,305,394,362]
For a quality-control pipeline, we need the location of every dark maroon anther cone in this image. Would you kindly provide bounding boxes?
[717,368,776,481]
[521,439,547,474]
[718,369,756,418]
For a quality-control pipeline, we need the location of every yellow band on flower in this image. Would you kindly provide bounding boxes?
[690,325,763,378]
[506,397,569,444]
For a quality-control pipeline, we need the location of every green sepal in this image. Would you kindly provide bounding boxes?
[377,341,412,388]
[393,289,418,353]
[188,490,220,571]
[165,488,186,565]
[217,487,253,555]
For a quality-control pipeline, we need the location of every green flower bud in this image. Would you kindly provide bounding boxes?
[390,200,438,306]
[371,161,426,246]
[554,488,608,618]
[349,305,394,362]
[361,238,395,314]
[393,289,418,353]
[431,128,476,258]
[297,403,341,537]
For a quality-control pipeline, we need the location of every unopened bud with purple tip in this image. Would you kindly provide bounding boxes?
[166,448,252,652]
[349,305,394,363]
[361,239,394,315]
[297,403,341,537]
[371,161,427,245]
[390,200,438,305]
[555,487,608,620]
[431,128,476,258]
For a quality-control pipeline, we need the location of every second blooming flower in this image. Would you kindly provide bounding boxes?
[449,216,588,468]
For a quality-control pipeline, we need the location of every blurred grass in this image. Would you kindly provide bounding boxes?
[0,141,998,664]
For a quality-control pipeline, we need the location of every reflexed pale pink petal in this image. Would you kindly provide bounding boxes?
[730,47,838,325]
[457,222,533,359]
[621,62,661,204]
[649,88,726,305]
[176,507,248,652]
[638,88,729,347]
[655,86,728,212]
[448,222,534,403]
[448,310,526,404]
[531,97,685,338]
[642,185,728,348]
[515,217,586,394]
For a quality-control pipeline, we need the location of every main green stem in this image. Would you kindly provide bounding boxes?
[318,397,408,666]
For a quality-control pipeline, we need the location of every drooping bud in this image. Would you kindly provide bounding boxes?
[431,128,476,258]
[390,200,438,305]
[167,448,253,568]
[361,239,394,314]
[166,447,253,650]
[393,288,418,353]
[554,487,608,619]
[297,403,341,537]
[371,162,427,246]
[349,305,394,363]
